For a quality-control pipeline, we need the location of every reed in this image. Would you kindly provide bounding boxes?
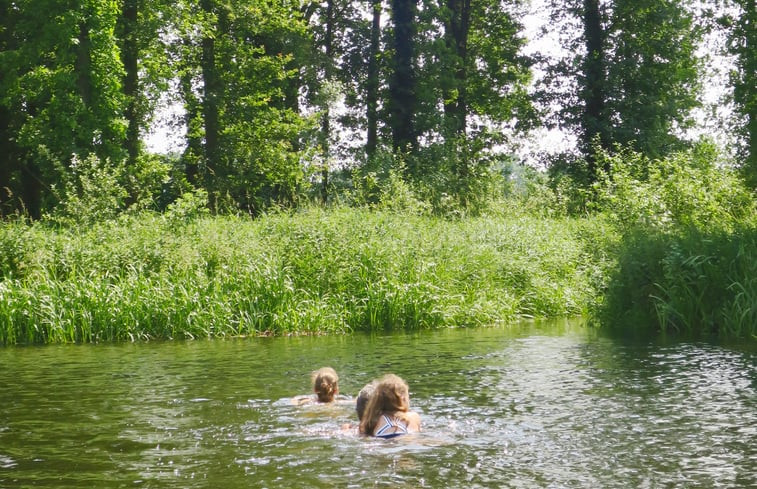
[599,221,757,339]
[0,207,612,344]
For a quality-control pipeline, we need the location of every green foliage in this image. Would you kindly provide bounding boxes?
[607,0,702,158]
[593,143,755,233]
[600,224,757,339]
[165,188,210,221]
[0,207,613,344]
[595,143,757,338]
[545,0,702,171]
[46,155,128,226]
[723,0,757,186]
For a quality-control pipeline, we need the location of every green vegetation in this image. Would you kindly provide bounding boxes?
[1,3,756,344]
[2,143,755,345]
[0,205,614,344]
[593,145,757,339]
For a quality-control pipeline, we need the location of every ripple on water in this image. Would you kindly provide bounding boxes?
[1,326,756,489]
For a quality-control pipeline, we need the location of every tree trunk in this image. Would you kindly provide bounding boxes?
[366,0,381,160]
[443,0,471,183]
[200,0,221,180]
[581,0,608,179]
[321,0,335,205]
[119,0,140,167]
[389,0,418,161]
[443,0,470,137]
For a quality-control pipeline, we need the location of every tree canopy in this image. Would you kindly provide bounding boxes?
[0,0,753,218]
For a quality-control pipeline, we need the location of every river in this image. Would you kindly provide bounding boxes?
[1,320,755,488]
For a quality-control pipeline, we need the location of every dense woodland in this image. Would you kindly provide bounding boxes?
[1,1,757,343]
[0,0,755,219]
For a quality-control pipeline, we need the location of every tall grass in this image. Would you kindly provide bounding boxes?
[596,144,757,339]
[0,207,613,344]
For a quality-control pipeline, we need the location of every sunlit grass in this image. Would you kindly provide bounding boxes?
[0,207,614,344]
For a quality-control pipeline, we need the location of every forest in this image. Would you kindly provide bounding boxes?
[0,0,756,343]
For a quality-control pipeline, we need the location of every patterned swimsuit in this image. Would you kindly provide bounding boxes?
[374,414,410,439]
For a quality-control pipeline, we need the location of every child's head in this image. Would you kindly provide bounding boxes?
[312,367,339,403]
[372,374,410,412]
[359,374,411,434]
[356,381,378,421]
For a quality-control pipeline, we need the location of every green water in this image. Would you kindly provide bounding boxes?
[1,320,755,488]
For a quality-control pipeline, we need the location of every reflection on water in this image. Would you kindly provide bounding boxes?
[0,320,755,488]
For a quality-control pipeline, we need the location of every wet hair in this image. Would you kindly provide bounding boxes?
[312,367,339,403]
[356,381,377,421]
[359,374,411,435]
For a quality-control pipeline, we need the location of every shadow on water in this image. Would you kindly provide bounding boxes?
[0,319,755,488]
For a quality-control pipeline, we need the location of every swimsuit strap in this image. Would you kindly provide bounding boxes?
[375,414,409,438]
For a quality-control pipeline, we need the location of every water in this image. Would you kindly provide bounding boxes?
[1,320,755,488]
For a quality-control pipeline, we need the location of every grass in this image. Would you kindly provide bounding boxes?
[0,206,615,344]
[599,223,757,340]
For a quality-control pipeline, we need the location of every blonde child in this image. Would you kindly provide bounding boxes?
[294,367,340,405]
[312,366,340,403]
[359,374,421,438]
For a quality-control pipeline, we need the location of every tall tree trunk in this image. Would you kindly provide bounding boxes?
[443,0,471,183]
[389,0,418,162]
[580,0,608,180]
[321,0,335,205]
[443,0,470,137]
[119,0,140,167]
[365,0,381,160]
[200,0,221,181]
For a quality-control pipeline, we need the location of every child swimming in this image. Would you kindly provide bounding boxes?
[293,367,341,405]
[359,374,421,438]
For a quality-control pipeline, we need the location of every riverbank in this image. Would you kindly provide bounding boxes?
[0,207,617,344]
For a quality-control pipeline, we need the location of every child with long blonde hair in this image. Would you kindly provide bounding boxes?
[359,374,421,438]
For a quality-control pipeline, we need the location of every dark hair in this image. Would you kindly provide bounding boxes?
[356,381,377,421]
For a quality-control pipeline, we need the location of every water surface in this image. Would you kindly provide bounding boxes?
[1,320,755,488]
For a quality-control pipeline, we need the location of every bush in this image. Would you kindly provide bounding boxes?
[596,143,757,338]
[593,142,755,234]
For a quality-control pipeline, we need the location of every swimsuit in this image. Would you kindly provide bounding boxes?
[374,414,409,439]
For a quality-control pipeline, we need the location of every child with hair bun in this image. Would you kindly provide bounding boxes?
[312,366,340,403]
[293,367,341,405]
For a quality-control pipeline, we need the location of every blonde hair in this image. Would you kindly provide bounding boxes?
[359,374,411,435]
[312,367,339,403]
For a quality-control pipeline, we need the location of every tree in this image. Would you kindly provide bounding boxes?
[365,0,383,160]
[173,0,312,213]
[544,0,702,182]
[116,0,175,171]
[0,0,126,217]
[415,0,534,184]
[579,0,610,174]
[388,0,419,158]
[726,0,757,186]
[607,0,701,159]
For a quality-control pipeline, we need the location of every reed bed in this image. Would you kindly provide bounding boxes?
[600,223,757,339]
[0,207,613,344]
